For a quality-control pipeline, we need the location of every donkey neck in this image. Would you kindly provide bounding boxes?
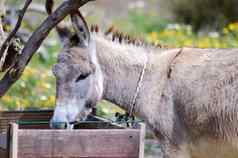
[93,33,183,118]
[93,34,152,112]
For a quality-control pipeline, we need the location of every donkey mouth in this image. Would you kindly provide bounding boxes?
[50,115,90,129]
[50,112,91,129]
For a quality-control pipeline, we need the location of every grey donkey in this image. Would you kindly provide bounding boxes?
[49,4,238,158]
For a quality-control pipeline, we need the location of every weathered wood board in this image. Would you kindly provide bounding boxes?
[0,147,7,158]
[0,110,145,158]
[18,129,140,158]
[0,110,53,133]
[0,132,7,158]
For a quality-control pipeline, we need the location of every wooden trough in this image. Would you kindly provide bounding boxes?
[0,110,145,158]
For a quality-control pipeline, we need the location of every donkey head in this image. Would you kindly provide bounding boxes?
[51,11,103,129]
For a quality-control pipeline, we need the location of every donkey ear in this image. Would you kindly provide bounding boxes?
[46,0,72,44]
[70,11,90,47]
[56,24,72,44]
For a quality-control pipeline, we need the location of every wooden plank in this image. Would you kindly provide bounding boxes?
[0,147,7,158]
[0,110,53,133]
[0,113,52,117]
[0,110,53,115]
[74,122,124,129]
[0,133,7,158]
[139,123,145,158]
[9,123,18,158]
[0,133,7,149]
[0,111,52,119]
[17,129,140,158]
[0,114,52,120]
[0,110,53,123]
[19,124,50,130]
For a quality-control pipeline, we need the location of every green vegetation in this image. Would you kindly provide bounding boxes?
[1,11,238,116]
[164,0,238,31]
[0,45,59,110]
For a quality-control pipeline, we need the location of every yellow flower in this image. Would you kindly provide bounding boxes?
[49,95,55,102]
[197,38,210,48]
[40,95,47,101]
[147,31,158,43]
[20,81,26,88]
[228,23,238,31]
[41,95,55,108]
[48,98,55,108]
[183,39,193,47]
[162,30,181,38]
[2,95,11,103]
[21,99,30,108]
[211,40,221,48]
[3,24,11,32]
[23,67,34,77]
[16,99,22,110]
[223,28,229,34]
[42,82,52,89]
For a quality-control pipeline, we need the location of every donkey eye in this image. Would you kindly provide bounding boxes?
[75,74,89,82]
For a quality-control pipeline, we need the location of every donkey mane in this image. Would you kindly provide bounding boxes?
[89,24,172,52]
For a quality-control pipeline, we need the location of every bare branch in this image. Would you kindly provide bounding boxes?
[0,0,95,97]
[0,0,32,61]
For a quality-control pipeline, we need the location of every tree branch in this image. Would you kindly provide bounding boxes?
[0,0,95,97]
[0,0,32,61]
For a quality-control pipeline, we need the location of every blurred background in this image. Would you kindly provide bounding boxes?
[1,0,238,157]
[2,0,238,110]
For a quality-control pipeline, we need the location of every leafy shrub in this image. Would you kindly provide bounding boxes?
[128,11,169,33]
[165,0,238,32]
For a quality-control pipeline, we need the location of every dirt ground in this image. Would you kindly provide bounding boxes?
[145,139,162,158]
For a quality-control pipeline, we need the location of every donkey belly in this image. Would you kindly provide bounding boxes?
[190,138,238,158]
